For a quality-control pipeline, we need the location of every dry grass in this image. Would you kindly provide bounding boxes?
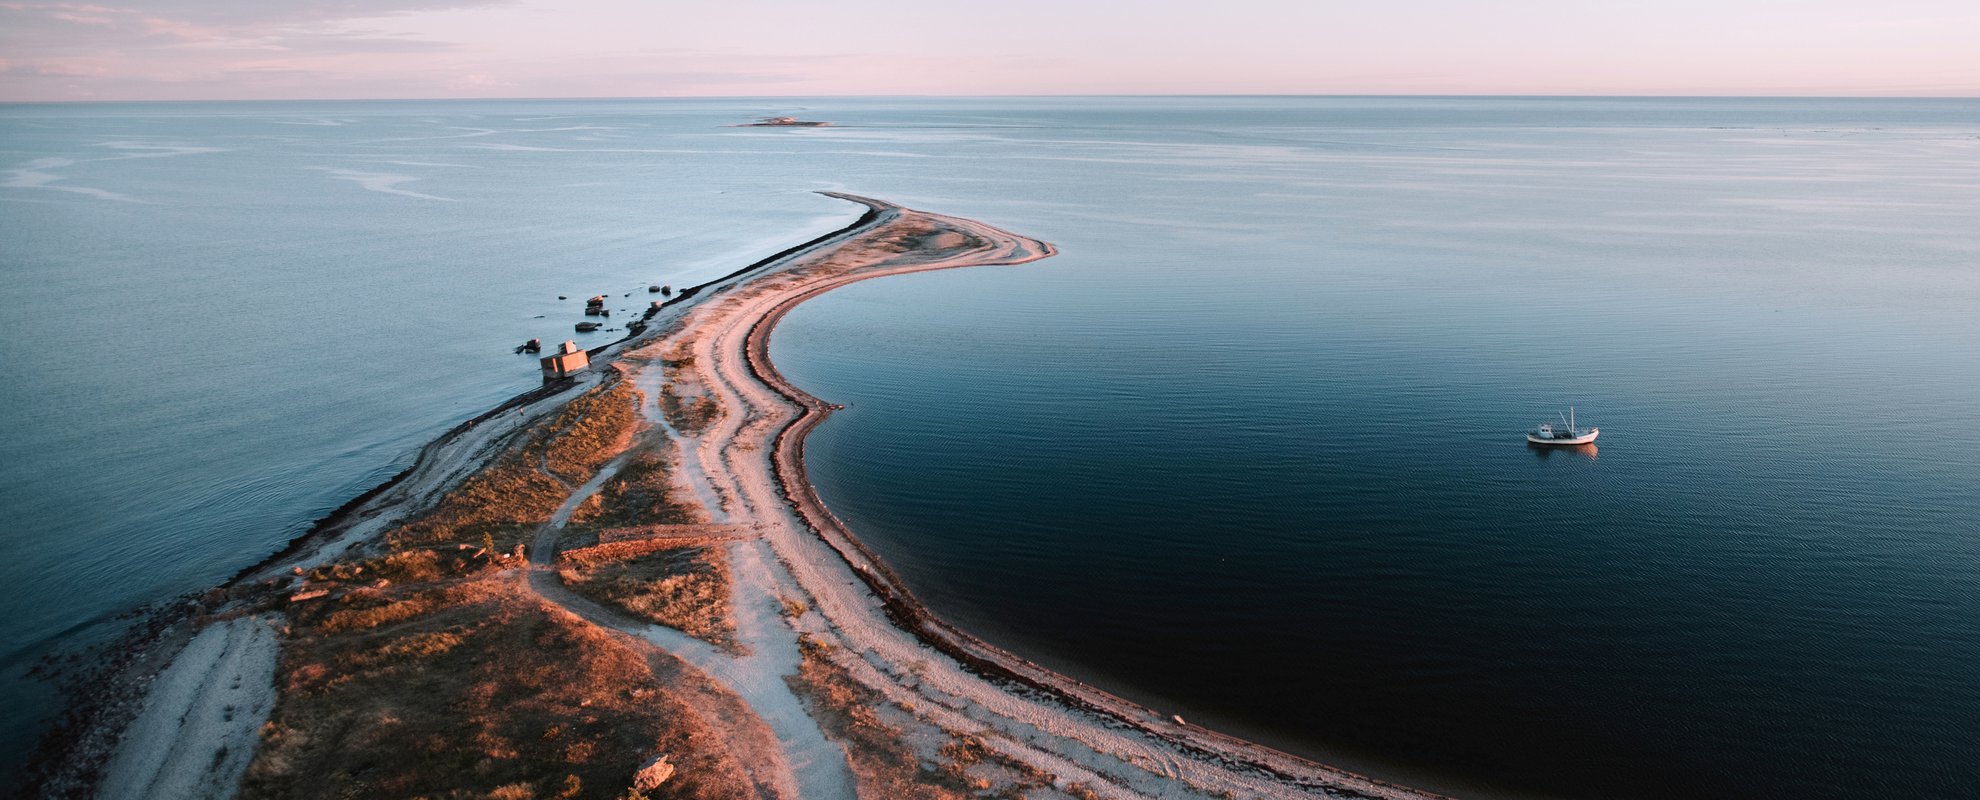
[785,636,1056,799]
[541,379,643,485]
[571,451,701,529]
[659,350,722,436]
[559,546,736,652]
[659,386,721,437]
[305,547,492,587]
[786,634,962,799]
[242,578,756,800]
[234,374,762,799]
[387,380,642,553]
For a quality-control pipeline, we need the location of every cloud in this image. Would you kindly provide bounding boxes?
[267,29,458,54]
[0,1,487,53]
[0,0,483,98]
[52,0,513,25]
[2,57,112,77]
[138,15,219,40]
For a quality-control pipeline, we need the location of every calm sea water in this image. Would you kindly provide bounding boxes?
[7,98,1980,797]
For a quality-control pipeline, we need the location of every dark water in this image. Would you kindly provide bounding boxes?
[767,99,1980,798]
[5,97,1979,796]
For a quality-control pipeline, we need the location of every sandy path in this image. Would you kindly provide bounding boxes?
[93,616,278,800]
[525,412,858,800]
[631,359,730,521]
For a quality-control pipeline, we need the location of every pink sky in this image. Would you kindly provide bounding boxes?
[2,0,1977,101]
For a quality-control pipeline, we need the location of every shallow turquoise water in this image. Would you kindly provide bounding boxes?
[6,98,1980,796]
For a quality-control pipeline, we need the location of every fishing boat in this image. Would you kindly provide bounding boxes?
[1528,407,1598,445]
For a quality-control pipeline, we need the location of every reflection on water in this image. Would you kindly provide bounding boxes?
[774,97,1980,800]
[1528,442,1598,461]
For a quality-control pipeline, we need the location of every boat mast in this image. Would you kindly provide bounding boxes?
[1570,406,1575,433]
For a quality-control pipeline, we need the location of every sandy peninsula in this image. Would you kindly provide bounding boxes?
[35,194,1448,800]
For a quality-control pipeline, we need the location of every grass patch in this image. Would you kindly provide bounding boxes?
[236,375,760,798]
[386,380,641,552]
[559,546,735,651]
[305,546,494,587]
[785,636,1054,799]
[572,451,700,529]
[658,349,721,436]
[243,578,756,800]
[787,634,962,799]
[659,386,721,437]
[541,379,643,485]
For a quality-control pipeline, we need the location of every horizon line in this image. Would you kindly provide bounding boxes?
[6,92,1979,106]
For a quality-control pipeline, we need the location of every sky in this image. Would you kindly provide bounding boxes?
[2,0,1977,101]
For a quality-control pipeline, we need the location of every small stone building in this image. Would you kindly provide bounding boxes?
[539,340,589,380]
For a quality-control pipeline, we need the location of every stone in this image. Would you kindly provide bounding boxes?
[633,755,675,791]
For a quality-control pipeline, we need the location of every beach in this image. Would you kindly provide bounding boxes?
[40,193,1442,799]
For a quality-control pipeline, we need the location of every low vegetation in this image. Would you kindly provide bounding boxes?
[786,636,1056,799]
[559,545,737,652]
[541,379,643,485]
[572,450,700,529]
[386,379,642,553]
[242,580,756,800]
[238,375,758,799]
[659,349,722,436]
[659,386,721,436]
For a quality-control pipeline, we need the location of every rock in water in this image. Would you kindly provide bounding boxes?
[634,755,675,791]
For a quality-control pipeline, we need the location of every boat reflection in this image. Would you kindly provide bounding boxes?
[1529,441,1598,461]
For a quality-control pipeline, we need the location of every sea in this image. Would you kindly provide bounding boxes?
[3,97,1977,798]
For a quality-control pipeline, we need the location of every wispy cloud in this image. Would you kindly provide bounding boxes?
[2,57,112,77]
[0,0,492,99]
[2,0,1975,100]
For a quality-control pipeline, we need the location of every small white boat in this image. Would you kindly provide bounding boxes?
[1528,407,1598,445]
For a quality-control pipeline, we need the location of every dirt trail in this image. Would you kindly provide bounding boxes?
[525,393,858,800]
[632,361,730,520]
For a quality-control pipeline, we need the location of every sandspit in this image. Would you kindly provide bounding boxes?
[45,193,1448,800]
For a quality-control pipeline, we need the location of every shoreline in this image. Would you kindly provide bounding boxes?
[16,198,891,799]
[742,197,1443,799]
[225,199,885,588]
[37,192,1448,799]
